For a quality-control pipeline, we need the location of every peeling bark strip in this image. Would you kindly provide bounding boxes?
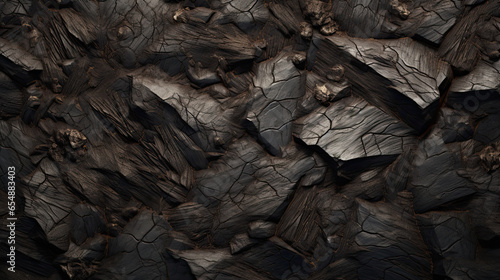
[0,0,500,279]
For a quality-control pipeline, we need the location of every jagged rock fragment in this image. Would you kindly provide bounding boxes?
[294,96,416,162]
[248,220,276,239]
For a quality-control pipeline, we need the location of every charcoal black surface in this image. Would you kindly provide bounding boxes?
[0,0,500,279]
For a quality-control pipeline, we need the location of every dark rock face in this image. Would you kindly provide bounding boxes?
[0,0,499,279]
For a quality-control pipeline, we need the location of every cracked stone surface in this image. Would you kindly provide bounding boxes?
[294,96,417,162]
[246,51,305,156]
[311,35,453,132]
[1,0,500,279]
